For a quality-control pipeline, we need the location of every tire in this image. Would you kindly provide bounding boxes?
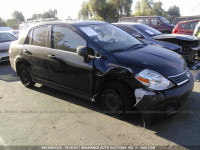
[18,64,35,88]
[101,82,135,119]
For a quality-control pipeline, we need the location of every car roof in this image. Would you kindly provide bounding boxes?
[178,19,200,24]
[29,21,106,28]
[120,16,162,19]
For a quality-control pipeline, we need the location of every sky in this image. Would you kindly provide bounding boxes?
[0,0,200,21]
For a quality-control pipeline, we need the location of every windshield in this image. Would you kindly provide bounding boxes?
[0,33,17,42]
[159,17,170,24]
[78,23,142,52]
[133,24,162,36]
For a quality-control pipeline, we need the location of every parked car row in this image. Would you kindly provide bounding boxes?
[8,20,197,125]
[113,23,200,70]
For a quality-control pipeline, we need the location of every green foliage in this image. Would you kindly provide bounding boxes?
[12,11,25,22]
[166,5,181,23]
[134,0,152,16]
[0,17,6,27]
[6,19,20,29]
[78,0,133,22]
[32,9,58,20]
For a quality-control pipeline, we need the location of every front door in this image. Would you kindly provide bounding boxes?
[47,25,93,96]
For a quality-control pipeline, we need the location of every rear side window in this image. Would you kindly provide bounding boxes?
[180,23,188,29]
[188,21,198,29]
[120,18,134,22]
[51,26,86,53]
[135,18,148,25]
[32,26,48,47]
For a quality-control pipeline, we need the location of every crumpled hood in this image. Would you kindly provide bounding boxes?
[153,34,199,42]
[0,41,12,51]
[113,45,187,76]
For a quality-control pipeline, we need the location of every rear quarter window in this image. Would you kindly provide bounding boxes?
[180,23,188,29]
[32,26,49,47]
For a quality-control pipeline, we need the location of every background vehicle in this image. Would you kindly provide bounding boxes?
[173,15,200,25]
[114,23,200,71]
[10,21,194,124]
[172,19,200,35]
[118,16,174,33]
[0,31,17,62]
[0,27,13,31]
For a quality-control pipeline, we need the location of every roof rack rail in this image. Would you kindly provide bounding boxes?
[26,18,58,23]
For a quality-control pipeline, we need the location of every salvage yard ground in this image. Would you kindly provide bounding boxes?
[0,62,200,149]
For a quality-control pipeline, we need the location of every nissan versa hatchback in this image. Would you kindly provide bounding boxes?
[9,21,194,123]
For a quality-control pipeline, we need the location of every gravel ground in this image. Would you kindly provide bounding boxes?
[0,62,200,150]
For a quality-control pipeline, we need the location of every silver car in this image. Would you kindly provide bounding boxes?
[0,31,17,62]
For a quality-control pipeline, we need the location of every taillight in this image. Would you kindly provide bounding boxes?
[172,28,178,34]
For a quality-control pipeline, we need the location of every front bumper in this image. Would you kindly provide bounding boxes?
[134,74,194,115]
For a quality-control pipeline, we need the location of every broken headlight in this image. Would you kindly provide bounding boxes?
[136,69,175,91]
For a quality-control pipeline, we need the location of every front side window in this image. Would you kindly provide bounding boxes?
[78,24,142,52]
[51,26,86,53]
[0,33,16,42]
[150,18,160,25]
[32,26,48,47]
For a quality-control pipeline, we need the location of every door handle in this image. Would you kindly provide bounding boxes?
[23,49,32,55]
[48,55,58,60]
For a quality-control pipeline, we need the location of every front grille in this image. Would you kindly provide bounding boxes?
[168,69,190,86]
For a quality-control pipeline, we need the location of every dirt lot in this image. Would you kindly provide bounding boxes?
[0,62,200,150]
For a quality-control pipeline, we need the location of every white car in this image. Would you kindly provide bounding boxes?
[0,31,17,62]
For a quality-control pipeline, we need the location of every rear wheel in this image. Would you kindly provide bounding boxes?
[18,64,35,88]
[101,82,134,119]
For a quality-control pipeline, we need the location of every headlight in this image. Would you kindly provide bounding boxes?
[136,69,175,91]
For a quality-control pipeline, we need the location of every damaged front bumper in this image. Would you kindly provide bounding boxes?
[134,74,194,118]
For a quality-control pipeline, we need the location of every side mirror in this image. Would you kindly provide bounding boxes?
[77,46,95,63]
[132,33,143,39]
[156,22,161,25]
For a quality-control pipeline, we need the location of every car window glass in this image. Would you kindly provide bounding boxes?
[151,18,160,25]
[24,29,32,45]
[118,25,139,34]
[180,23,188,29]
[135,18,148,25]
[51,26,86,53]
[0,33,16,42]
[120,18,134,22]
[188,21,198,29]
[32,26,48,47]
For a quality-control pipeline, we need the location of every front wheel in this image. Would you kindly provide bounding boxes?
[101,82,134,119]
[18,64,35,88]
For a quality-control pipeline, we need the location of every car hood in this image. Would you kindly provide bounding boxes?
[143,39,181,51]
[153,34,199,42]
[113,45,186,76]
[0,41,13,51]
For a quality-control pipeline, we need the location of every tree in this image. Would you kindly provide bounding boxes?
[12,11,25,22]
[151,1,166,16]
[0,17,6,26]
[6,19,20,29]
[31,9,58,20]
[78,0,133,22]
[166,5,180,23]
[134,0,153,16]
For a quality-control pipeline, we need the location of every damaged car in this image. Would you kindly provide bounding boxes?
[10,21,194,124]
[113,23,200,71]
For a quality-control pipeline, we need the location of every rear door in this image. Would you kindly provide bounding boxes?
[47,25,93,96]
[22,26,50,80]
